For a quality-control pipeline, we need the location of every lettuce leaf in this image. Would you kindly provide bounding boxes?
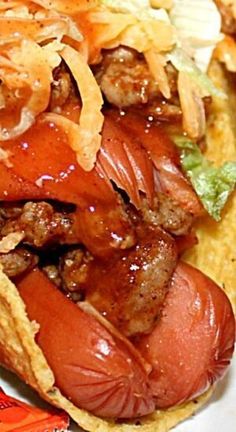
[170,0,221,73]
[175,137,236,221]
[167,48,227,99]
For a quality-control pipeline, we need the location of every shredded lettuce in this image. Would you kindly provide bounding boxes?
[170,0,221,73]
[167,48,227,99]
[175,137,236,221]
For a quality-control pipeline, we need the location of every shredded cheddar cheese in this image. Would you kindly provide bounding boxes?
[144,50,171,99]
[61,45,104,171]
[0,232,24,253]
[0,39,54,140]
[0,0,223,170]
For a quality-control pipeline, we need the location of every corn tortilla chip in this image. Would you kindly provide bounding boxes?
[185,60,236,311]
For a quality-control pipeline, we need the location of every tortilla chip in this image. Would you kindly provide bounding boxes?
[0,60,234,432]
[185,60,236,312]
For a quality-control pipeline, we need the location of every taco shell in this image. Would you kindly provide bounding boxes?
[0,60,234,432]
[186,60,236,312]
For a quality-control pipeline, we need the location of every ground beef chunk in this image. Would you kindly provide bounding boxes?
[125,193,193,237]
[42,264,62,287]
[59,228,177,337]
[0,247,38,278]
[0,203,22,219]
[140,194,193,236]
[59,249,93,294]
[144,100,182,122]
[50,65,73,112]
[96,47,162,107]
[0,202,80,248]
[96,47,158,107]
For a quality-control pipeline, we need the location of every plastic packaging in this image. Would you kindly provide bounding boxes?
[0,387,69,431]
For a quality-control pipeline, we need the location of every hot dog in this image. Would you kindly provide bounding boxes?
[17,268,155,419]
[15,261,235,417]
[136,262,235,408]
[0,1,235,432]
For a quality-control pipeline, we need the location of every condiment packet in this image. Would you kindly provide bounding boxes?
[0,387,69,431]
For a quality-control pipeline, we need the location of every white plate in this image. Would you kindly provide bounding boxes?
[0,354,235,431]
